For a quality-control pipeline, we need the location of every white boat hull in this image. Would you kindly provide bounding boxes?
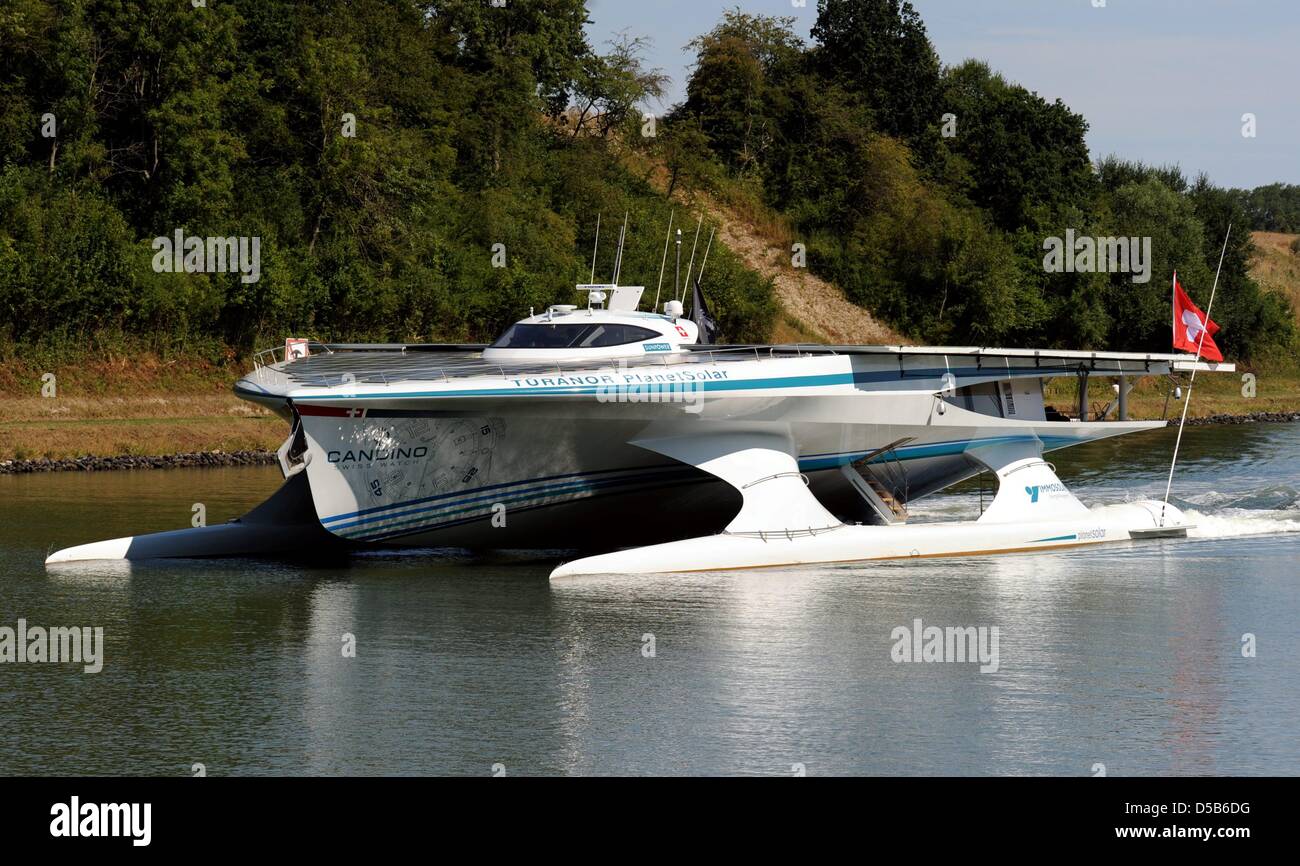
[551,501,1190,577]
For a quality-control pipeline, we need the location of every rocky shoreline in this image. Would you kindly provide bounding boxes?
[0,449,277,475]
[1172,411,1300,426]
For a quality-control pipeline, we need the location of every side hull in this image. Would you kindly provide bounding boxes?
[45,471,343,564]
[548,426,1190,576]
[551,502,1188,576]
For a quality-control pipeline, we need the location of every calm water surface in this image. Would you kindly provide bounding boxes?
[2,424,1298,776]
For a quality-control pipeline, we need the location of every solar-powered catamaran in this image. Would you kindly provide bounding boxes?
[45,283,1231,574]
[47,220,1235,575]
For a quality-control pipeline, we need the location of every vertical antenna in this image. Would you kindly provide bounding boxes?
[654,209,674,312]
[589,213,601,284]
[1159,224,1231,526]
[688,228,715,316]
[680,214,702,302]
[612,211,629,285]
[674,229,682,309]
[611,217,621,284]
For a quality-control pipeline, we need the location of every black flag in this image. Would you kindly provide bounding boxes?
[691,278,718,345]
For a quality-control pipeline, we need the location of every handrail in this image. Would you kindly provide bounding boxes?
[251,340,334,372]
[724,523,843,540]
[853,436,916,469]
[741,471,809,490]
[250,338,1192,391]
[1003,460,1056,477]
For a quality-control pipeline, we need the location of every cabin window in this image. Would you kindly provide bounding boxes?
[490,323,661,349]
[942,382,1004,417]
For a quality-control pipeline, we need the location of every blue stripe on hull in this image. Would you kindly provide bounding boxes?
[319,434,1092,542]
[320,464,682,525]
[331,469,697,536]
[355,477,707,543]
[297,365,1081,403]
[797,434,1080,471]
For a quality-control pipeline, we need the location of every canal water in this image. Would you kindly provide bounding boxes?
[2,423,1297,775]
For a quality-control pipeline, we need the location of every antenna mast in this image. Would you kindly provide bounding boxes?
[612,211,628,285]
[680,214,702,302]
[654,209,674,312]
[688,228,715,316]
[589,213,601,284]
[674,229,682,307]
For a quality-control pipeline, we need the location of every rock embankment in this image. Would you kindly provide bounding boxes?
[0,450,276,474]
[1171,411,1300,426]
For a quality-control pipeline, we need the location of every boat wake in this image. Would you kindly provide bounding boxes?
[1184,510,1300,538]
[1179,485,1300,539]
[911,485,1300,542]
[1181,484,1300,512]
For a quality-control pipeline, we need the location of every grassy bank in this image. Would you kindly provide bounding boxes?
[0,352,283,461]
[1043,361,1300,420]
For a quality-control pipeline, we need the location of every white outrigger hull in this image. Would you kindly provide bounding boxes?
[550,502,1189,577]
[550,430,1192,577]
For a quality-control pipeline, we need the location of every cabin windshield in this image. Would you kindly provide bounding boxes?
[490,323,662,349]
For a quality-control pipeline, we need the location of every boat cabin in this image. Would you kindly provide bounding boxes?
[481,285,699,363]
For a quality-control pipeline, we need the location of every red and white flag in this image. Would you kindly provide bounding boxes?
[1172,273,1223,362]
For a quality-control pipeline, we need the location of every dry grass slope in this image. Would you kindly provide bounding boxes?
[625,151,906,345]
[1250,231,1300,324]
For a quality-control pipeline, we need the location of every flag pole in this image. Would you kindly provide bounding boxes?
[1159,225,1231,525]
[1171,269,1177,345]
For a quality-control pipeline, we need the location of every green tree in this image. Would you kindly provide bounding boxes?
[810,0,940,141]
[568,33,668,140]
[941,61,1096,231]
[680,11,804,174]
[659,116,716,198]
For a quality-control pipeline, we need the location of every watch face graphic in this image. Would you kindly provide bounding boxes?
[425,419,502,497]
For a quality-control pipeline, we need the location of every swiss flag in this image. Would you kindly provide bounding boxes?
[1172,273,1223,362]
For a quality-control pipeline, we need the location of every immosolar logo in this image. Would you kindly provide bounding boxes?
[50,796,151,846]
[1025,482,1068,503]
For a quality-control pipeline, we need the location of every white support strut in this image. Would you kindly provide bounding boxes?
[550,430,1193,578]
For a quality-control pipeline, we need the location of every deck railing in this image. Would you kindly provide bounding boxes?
[246,341,829,388]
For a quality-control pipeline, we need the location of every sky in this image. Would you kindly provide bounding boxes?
[585,0,1299,189]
